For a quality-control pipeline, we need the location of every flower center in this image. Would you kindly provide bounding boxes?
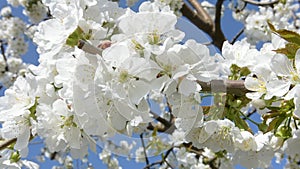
[119,70,130,83]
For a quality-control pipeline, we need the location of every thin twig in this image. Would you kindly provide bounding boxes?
[241,0,279,6]
[294,119,298,130]
[0,134,35,152]
[164,97,174,123]
[242,106,256,120]
[148,111,176,134]
[140,133,150,168]
[147,80,250,133]
[182,142,204,155]
[188,0,213,26]
[230,27,245,44]
[143,146,175,169]
[149,111,172,127]
[0,40,8,71]
[143,161,162,169]
[147,122,168,133]
[162,147,175,169]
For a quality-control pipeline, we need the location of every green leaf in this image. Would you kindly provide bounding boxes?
[234,114,251,132]
[28,97,39,121]
[280,0,286,4]
[66,26,86,47]
[273,43,300,59]
[267,115,285,132]
[267,21,276,32]
[10,151,21,163]
[275,126,292,139]
[152,127,157,137]
[258,122,268,133]
[268,21,300,45]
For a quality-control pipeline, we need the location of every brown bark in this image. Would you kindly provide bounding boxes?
[197,79,249,96]
[180,1,226,50]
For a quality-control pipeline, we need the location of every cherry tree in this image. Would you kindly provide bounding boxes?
[0,0,300,168]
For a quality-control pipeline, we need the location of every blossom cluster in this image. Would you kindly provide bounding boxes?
[0,6,29,88]
[0,0,48,88]
[230,0,300,44]
[0,0,300,168]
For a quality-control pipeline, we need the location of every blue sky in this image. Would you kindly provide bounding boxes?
[0,0,287,168]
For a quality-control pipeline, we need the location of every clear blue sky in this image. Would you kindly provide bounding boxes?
[0,0,286,168]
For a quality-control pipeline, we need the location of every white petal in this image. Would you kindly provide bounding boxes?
[22,160,40,169]
[53,99,68,116]
[74,64,95,90]
[103,44,130,67]
[108,109,128,131]
[246,92,264,100]
[128,80,149,104]
[293,97,300,118]
[65,127,81,149]
[245,77,262,91]
[14,127,30,152]
[22,160,39,169]
[285,85,300,100]
[296,49,300,73]
[270,54,292,76]
[266,80,290,98]
[118,12,177,34]
[178,78,199,96]
[204,121,218,135]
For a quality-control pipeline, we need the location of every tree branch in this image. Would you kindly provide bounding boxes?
[0,138,17,151]
[0,40,8,72]
[213,0,226,50]
[230,27,245,44]
[147,79,249,133]
[241,0,279,6]
[147,122,176,134]
[180,2,226,50]
[197,79,249,96]
[0,134,35,151]
[143,147,175,169]
[78,40,102,55]
[143,161,162,169]
[188,0,213,26]
[147,111,176,134]
[140,133,150,168]
[180,3,213,38]
[149,111,172,127]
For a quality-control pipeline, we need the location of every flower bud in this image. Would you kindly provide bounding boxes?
[251,99,266,109]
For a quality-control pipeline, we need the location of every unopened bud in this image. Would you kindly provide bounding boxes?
[98,40,112,50]
[251,99,266,109]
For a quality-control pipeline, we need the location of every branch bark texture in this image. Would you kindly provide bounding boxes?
[180,0,226,50]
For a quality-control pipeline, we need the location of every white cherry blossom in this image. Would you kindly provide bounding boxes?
[1,0,300,168]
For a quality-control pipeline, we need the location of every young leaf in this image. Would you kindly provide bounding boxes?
[267,115,285,132]
[268,21,300,45]
[273,43,300,59]
[66,26,88,47]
